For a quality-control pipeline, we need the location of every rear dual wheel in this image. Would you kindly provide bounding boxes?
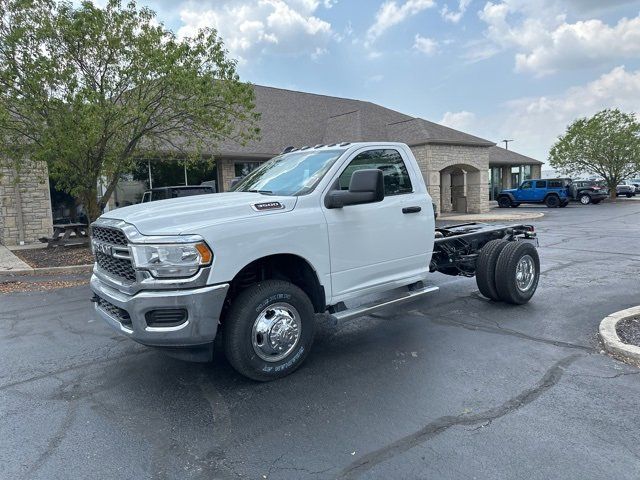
[476,240,540,304]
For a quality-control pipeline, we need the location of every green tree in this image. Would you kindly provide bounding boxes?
[549,109,640,199]
[0,0,259,221]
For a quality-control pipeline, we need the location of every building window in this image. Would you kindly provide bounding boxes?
[234,162,261,178]
[522,165,532,180]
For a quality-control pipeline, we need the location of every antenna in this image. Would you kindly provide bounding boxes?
[502,139,514,150]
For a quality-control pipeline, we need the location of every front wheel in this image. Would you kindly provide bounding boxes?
[223,280,315,381]
[579,194,591,205]
[626,193,633,198]
[497,196,511,208]
[495,242,540,305]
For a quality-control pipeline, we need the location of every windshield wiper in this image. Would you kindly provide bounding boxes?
[247,189,274,195]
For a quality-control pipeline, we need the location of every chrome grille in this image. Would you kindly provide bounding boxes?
[96,296,132,328]
[95,251,136,282]
[92,226,128,246]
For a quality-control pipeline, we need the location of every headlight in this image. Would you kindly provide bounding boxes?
[130,242,212,278]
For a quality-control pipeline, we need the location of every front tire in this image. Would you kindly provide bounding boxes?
[498,196,512,208]
[495,242,540,305]
[223,280,315,381]
[579,194,591,205]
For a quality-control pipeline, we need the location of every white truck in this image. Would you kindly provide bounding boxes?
[90,142,539,380]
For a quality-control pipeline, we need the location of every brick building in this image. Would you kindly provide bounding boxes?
[0,85,542,245]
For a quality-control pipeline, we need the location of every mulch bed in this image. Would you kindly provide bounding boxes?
[0,278,88,294]
[12,245,94,268]
[616,316,640,347]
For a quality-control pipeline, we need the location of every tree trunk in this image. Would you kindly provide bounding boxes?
[98,174,120,213]
[80,186,101,225]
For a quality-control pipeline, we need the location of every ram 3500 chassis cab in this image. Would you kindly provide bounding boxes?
[90,142,539,380]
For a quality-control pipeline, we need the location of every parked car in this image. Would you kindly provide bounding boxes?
[616,182,636,198]
[497,178,570,208]
[90,142,540,381]
[140,185,215,203]
[569,180,608,205]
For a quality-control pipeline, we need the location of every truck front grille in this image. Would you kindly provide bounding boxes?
[95,296,132,328]
[95,251,136,282]
[92,226,128,246]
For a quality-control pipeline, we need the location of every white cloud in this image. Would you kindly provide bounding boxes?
[440,110,477,130]
[177,0,334,63]
[413,34,438,55]
[440,0,471,23]
[366,0,436,46]
[476,1,640,76]
[515,16,640,75]
[443,66,640,162]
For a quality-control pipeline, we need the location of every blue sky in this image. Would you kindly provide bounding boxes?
[110,0,640,162]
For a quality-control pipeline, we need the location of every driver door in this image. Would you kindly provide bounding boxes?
[517,181,534,201]
[321,148,431,302]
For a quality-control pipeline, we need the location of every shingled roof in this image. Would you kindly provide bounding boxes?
[488,146,543,166]
[215,85,495,156]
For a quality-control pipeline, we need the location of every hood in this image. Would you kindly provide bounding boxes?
[99,192,297,235]
[501,188,517,194]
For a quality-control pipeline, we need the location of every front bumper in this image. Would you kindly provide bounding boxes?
[90,274,229,347]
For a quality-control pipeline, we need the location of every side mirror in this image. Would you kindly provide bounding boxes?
[325,169,385,209]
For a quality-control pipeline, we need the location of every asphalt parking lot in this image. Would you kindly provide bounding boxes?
[2,200,640,480]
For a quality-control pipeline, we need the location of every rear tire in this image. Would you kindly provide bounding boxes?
[626,193,633,198]
[495,242,540,305]
[545,195,560,208]
[476,239,509,301]
[498,196,511,208]
[223,280,315,381]
[579,194,591,205]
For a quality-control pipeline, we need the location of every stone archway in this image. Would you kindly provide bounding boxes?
[439,163,485,214]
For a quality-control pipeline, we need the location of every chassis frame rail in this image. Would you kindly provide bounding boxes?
[431,222,537,276]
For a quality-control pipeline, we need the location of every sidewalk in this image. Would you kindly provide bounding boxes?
[438,210,544,222]
[0,244,32,272]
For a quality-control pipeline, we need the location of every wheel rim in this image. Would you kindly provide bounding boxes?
[251,303,302,362]
[580,196,589,204]
[515,255,536,292]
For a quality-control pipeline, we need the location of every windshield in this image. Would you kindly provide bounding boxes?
[232,149,345,196]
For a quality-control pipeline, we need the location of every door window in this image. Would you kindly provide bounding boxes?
[520,181,533,189]
[338,149,412,195]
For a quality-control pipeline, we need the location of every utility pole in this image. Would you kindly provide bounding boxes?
[502,139,514,150]
[148,160,153,189]
[184,161,188,186]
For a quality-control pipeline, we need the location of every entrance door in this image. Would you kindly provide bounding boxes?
[322,148,432,301]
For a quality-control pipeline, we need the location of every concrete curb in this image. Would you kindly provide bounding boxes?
[599,306,640,363]
[0,264,94,276]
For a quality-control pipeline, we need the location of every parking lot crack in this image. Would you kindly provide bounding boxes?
[429,315,593,352]
[335,354,583,479]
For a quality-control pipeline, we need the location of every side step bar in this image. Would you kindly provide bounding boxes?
[332,285,439,322]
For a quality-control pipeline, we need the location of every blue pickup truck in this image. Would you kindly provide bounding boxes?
[497,178,570,208]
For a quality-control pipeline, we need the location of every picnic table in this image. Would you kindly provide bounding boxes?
[48,223,90,247]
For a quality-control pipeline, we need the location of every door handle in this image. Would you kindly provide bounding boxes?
[402,206,422,214]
